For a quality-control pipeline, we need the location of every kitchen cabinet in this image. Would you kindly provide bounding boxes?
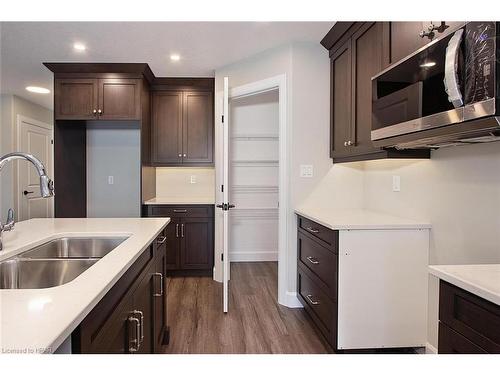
[322,22,430,163]
[438,281,500,354]
[390,21,464,63]
[54,78,141,120]
[72,230,169,354]
[143,204,215,275]
[151,90,214,166]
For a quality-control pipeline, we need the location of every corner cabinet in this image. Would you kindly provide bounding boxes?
[71,228,169,354]
[151,89,214,166]
[54,78,141,120]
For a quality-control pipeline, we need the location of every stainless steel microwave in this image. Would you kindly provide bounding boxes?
[371,22,500,148]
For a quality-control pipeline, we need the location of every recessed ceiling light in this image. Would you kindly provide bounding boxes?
[26,86,50,94]
[420,61,436,68]
[170,54,181,61]
[73,42,86,51]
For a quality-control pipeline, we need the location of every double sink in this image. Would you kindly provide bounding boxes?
[0,237,128,289]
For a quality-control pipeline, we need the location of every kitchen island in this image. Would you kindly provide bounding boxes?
[0,218,170,354]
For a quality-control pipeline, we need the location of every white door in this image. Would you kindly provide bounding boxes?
[17,116,54,221]
[222,77,231,313]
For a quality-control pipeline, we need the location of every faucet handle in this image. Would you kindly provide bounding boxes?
[4,208,15,230]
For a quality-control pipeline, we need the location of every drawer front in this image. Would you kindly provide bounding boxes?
[297,266,336,346]
[298,232,337,300]
[149,205,214,218]
[439,323,487,354]
[439,281,500,353]
[298,216,336,247]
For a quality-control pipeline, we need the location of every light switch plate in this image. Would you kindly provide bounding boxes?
[392,175,401,192]
[300,165,313,178]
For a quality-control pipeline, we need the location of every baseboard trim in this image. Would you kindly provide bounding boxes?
[230,251,278,262]
[283,291,303,308]
[425,342,438,354]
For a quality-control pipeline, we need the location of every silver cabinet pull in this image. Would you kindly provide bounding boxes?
[344,141,348,147]
[306,256,320,265]
[178,153,182,158]
[133,310,144,343]
[183,153,187,157]
[173,209,187,213]
[347,140,353,146]
[128,316,140,352]
[306,294,320,305]
[97,109,102,115]
[92,109,97,115]
[153,272,163,297]
[181,224,184,238]
[175,224,179,238]
[306,227,320,234]
[156,236,166,245]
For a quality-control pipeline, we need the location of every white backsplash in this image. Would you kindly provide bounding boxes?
[155,167,215,200]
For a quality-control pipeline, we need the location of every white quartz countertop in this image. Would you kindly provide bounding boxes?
[294,206,431,230]
[144,197,215,205]
[429,264,500,306]
[0,217,170,353]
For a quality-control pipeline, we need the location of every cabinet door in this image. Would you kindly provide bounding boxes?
[152,91,183,165]
[98,79,141,120]
[54,79,98,120]
[153,241,167,352]
[182,91,214,165]
[351,22,390,154]
[165,217,181,270]
[330,40,352,158]
[180,217,214,270]
[133,268,154,354]
[390,22,427,63]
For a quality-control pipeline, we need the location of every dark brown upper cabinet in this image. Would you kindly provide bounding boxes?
[322,22,430,163]
[390,21,464,63]
[151,89,214,166]
[54,78,141,120]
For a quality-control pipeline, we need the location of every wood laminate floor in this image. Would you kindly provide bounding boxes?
[164,262,330,354]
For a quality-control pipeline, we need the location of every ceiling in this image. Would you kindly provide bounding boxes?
[0,22,332,109]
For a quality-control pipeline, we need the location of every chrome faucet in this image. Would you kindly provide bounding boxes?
[0,152,55,251]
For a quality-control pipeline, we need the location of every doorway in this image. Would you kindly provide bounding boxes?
[215,74,290,312]
[15,115,54,221]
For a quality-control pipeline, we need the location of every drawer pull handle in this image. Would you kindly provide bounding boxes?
[175,224,179,238]
[128,316,140,352]
[153,272,164,297]
[156,236,167,245]
[306,227,320,234]
[181,223,184,238]
[306,294,320,305]
[306,256,320,265]
[173,209,187,213]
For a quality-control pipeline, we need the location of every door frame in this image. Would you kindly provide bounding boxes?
[15,114,54,220]
[215,74,296,307]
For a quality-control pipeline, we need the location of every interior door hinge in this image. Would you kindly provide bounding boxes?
[51,139,54,144]
[221,184,224,192]
[221,253,224,261]
[222,115,224,123]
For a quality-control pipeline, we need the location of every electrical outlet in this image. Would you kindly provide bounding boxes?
[300,165,313,178]
[190,175,197,184]
[392,175,401,192]
[108,176,114,185]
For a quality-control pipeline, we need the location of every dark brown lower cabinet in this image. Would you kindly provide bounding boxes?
[142,204,214,276]
[72,229,169,354]
[438,281,500,354]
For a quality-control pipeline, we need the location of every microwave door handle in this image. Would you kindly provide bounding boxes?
[443,28,464,108]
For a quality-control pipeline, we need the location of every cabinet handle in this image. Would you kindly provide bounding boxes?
[92,109,97,115]
[173,209,187,213]
[178,153,182,158]
[134,310,144,344]
[347,140,353,146]
[306,294,320,305]
[306,227,320,234]
[344,141,348,147]
[183,153,187,157]
[128,316,140,352]
[156,236,166,245]
[97,109,102,115]
[175,224,179,238]
[181,224,184,238]
[306,256,320,265]
[153,272,164,297]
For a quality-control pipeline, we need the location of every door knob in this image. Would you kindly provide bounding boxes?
[23,190,34,196]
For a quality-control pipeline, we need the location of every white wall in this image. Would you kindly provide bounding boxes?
[155,167,215,200]
[86,122,141,218]
[214,42,331,304]
[0,94,53,222]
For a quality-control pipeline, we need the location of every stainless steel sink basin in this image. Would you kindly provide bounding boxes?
[0,258,98,289]
[18,236,128,259]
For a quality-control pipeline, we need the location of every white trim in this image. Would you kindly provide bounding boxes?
[15,115,54,221]
[214,74,291,307]
[425,342,438,354]
[285,292,303,308]
[230,250,278,262]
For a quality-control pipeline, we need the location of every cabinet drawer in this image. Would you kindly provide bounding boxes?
[439,322,487,354]
[439,281,500,353]
[297,266,336,347]
[149,205,214,218]
[297,232,337,300]
[298,216,336,247]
